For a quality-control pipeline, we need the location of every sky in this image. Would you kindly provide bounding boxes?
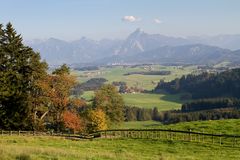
[0,0,240,41]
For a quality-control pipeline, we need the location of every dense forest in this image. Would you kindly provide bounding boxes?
[124,106,240,124]
[154,69,240,99]
[182,98,240,112]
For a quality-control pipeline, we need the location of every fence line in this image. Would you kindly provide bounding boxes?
[1,129,239,147]
[96,129,240,147]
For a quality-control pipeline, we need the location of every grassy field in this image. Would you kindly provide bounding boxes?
[72,65,196,90]
[1,135,240,160]
[1,119,240,159]
[115,119,240,135]
[122,93,184,111]
[74,65,195,111]
[81,92,184,111]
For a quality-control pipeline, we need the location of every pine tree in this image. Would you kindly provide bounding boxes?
[0,23,47,130]
[152,107,160,121]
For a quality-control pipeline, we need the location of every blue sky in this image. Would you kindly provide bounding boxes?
[1,0,240,40]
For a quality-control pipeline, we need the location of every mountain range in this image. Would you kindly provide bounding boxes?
[25,28,240,66]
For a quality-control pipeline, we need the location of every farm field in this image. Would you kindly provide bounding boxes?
[76,65,193,110]
[1,135,240,160]
[81,92,184,111]
[72,65,196,90]
[122,93,183,111]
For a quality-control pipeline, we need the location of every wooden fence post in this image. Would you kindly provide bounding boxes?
[170,129,172,140]
[189,129,191,141]
[212,132,214,144]
[232,136,236,147]
[219,132,221,146]
[202,129,204,143]
[104,131,107,138]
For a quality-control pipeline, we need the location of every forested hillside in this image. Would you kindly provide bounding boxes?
[154,68,240,99]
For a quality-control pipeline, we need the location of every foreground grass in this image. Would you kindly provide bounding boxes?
[1,135,240,160]
[117,119,240,135]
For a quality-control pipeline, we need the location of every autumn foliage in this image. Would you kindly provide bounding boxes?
[88,109,108,132]
[63,110,84,133]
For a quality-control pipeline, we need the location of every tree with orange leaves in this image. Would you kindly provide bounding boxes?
[37,64,77,131]
[63,110,84,133]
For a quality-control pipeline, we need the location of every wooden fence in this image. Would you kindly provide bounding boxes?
[96,129,240,147]
[1,129,240,147]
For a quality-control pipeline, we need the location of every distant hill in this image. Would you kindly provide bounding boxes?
[154,68,240,99]
[97,44,240,65]
[26,37,123,65]
[25,28,240,65]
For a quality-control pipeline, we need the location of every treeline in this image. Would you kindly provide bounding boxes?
[74,66,99,71]
[154,69,240,99]
[161,108,240,124]
[125,106,240,124]
[125,106,160,121]
[124,71,171,76]
[182,98,240,112]
[72,78,107,95]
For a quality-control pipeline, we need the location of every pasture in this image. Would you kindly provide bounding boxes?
[81,92,184,111]
[1,135,240,160]
[72,65,196,90]
[116,119,240,135]
[122,93,183,111]
[74,65,195,110]
[2,119,240,160]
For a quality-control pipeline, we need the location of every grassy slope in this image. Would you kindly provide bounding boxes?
[122,93,183,111]
[116,119,240,135]
[1,119,240,159]
[1,136,240,160]
[81,92,184,111]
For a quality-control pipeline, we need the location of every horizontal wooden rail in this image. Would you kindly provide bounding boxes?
[1,129,239,147]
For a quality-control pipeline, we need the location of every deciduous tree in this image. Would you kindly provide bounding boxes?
[93,84,125,124]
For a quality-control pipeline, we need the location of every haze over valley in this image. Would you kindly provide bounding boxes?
[26,28,240,66]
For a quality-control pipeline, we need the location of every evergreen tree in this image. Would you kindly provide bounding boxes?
[52,64,70,75]
[152,107,160,121]
[0,23,48,130]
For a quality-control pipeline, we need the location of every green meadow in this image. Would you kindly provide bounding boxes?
[73,65,195,90]
[116,119,240,135]
[81,92,184,111]
[122,93,183,111]
[1,119,240,160]
[76,65,194,110]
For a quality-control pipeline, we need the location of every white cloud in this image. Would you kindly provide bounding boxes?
[122,16,141,22]
[154,18,162,24]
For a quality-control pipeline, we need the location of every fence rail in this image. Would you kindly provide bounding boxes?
[1,129,240,147]
[96,129,240,147]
